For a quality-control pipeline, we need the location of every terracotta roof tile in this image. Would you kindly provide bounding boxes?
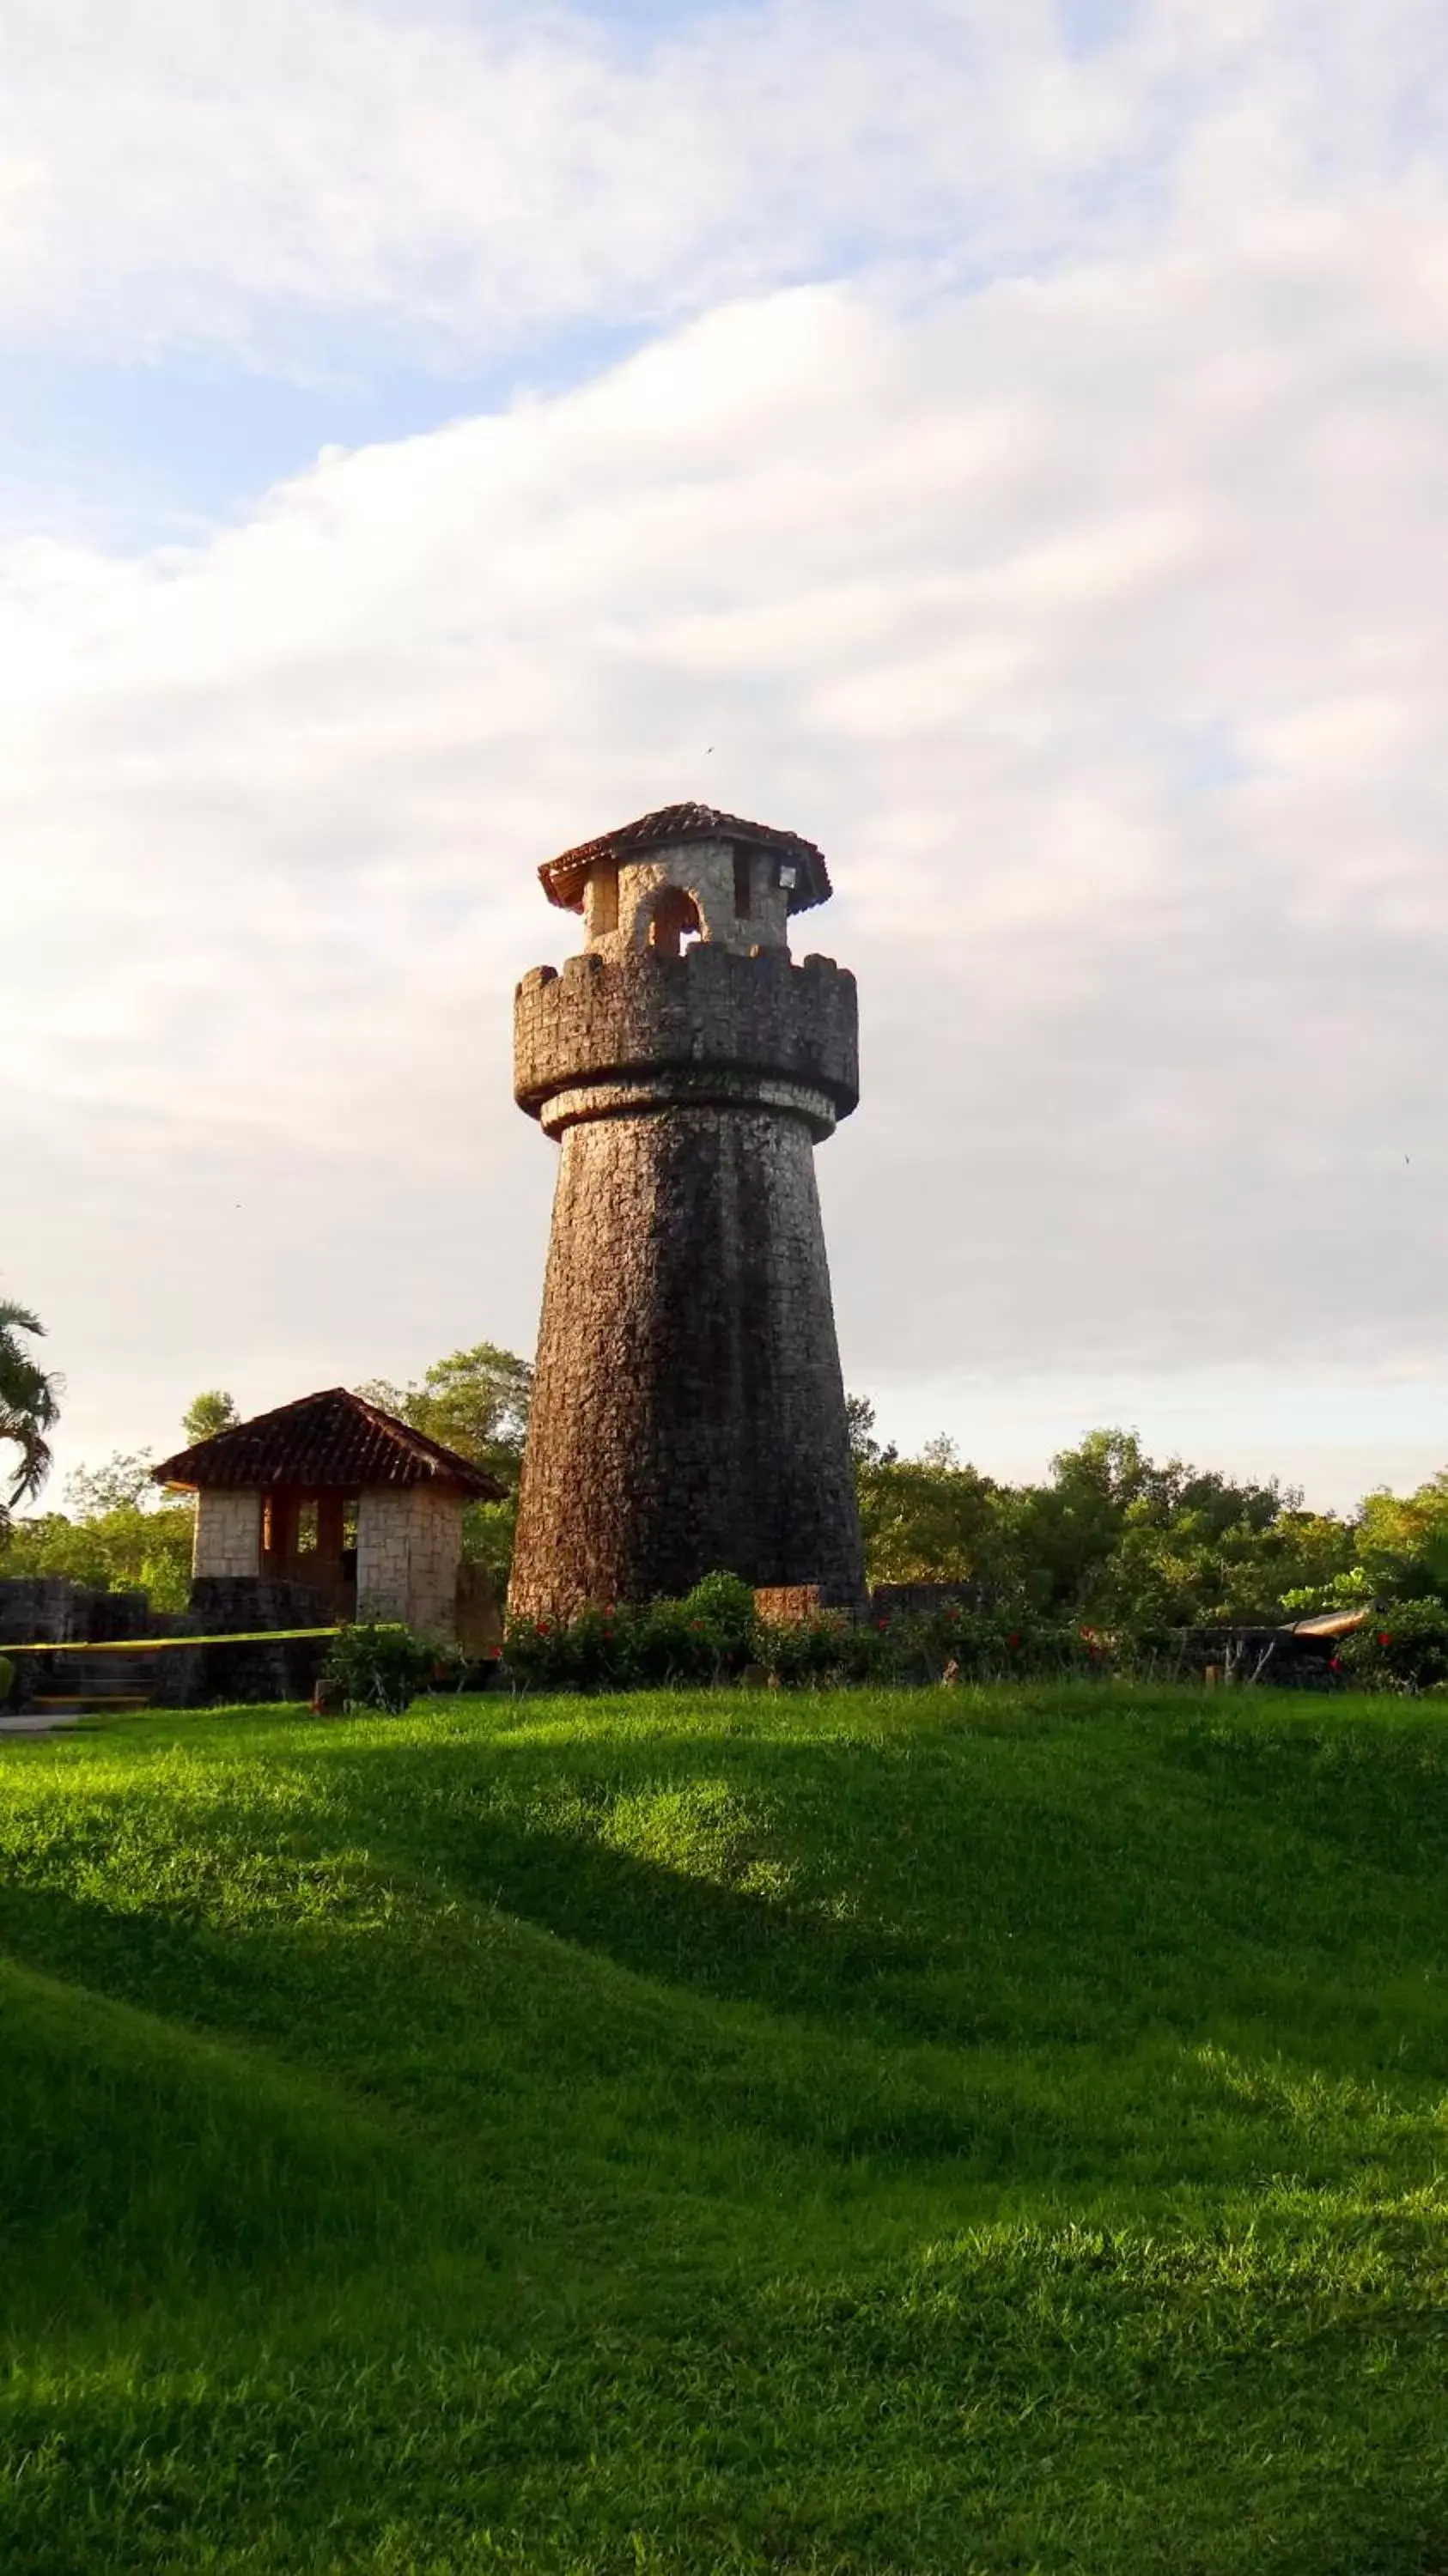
[151,1388,504,1498]
[539,802,831,914]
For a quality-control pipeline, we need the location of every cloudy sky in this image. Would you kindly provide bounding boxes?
[4,0,1448,1507]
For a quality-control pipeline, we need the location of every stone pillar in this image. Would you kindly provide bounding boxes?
[192,1489,263,1579]
[509,940,864,1620]
[356,1487,463,1639]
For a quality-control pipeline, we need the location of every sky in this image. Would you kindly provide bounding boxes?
[4,0,1448,1510]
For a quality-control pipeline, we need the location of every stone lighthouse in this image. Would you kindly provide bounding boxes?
[508,801,865,1621]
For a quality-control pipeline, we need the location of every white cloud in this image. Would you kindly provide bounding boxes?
[5,0,1448,1498]
[0,0,1443,372]
[6,148,1448,1493]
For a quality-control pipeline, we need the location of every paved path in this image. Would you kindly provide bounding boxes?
[0,1711,85,1737]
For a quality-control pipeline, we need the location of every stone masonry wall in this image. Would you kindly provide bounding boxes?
[582,835,792,960]
[356,1485,463,1639]
[508,1099,866,1620]
[0,1578,156,1647]
[193,1488,262,1579]
[514,946,858,1133]
[158,1577,332,1707]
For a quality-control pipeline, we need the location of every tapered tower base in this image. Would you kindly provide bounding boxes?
[509,1102,863,1617]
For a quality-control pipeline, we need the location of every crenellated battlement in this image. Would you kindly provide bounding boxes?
[514,944,859,1135]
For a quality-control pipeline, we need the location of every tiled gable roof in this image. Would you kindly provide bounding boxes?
[151,1388,503,1498]
[538,802,831,914]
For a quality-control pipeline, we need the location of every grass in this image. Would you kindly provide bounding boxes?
[1,1681,1447,2573]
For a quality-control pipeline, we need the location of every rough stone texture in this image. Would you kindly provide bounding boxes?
[156,1577,332,1707]
[514,945,858,1139]
[455,1559,503,1655]
[581,836,794,960]
[753,1585,823,1625]
[510,927,865,1619]
[193,1488,262,1578]
[0,1577,155,1645]
[356,1485,464,1639]
[0,1579,165,1706]
[753,1583,989,1628]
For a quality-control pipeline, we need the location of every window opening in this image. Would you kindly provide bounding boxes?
[296,1499,319,1554]
[733,847,752,917]
[647,885,703,957]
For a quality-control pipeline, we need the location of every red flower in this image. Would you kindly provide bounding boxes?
[1329,1655,1342,1670]
[689,1618,703,1631]
[1007,1632,1020,1648]
[1378,1631,1392,1647]
[537,1621,550,1637]
[876,1619,890,1631]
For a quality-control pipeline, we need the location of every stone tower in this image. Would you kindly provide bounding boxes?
[508,801,865,1621]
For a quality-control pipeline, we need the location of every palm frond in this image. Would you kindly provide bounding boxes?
[0,1406,54,1507]
[0,1302,60,1504]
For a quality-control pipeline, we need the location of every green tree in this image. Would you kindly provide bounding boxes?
[0,1498,194,1612]
[849,1407,1360,1630]
[858,1451,1011,1587]
[0,1300,61,1524]
[1351,1475,1448,1601]
[1011,1431,1292,1619]
[845,1392,897,1468]
[64,1451,159,1516]
[182,1389,240,1446]
[1,1440,195,1611]
[356,1344,533,1489]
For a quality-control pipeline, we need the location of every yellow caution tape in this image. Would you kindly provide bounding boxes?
[5,1627,341,1655]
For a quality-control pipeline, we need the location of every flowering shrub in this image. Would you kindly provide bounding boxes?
[1335,1601,1448,1692]
[501,1583,1120,1692]
[325,1594,1448,1700]
[503,1571,760,1692]
[320,1622,438,1714]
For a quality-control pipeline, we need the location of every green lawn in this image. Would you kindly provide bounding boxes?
[2,1684,1447,2573]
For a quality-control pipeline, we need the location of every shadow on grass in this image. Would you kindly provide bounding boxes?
[3,1702,1446,2220]
[283,1709,1448,2067]
[0,1953,467,2336]
[3,1696,1448,2575]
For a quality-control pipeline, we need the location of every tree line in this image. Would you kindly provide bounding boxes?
[0,1306,1443,1627]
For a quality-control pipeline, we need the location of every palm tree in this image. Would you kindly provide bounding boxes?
[0,1302,61,1520]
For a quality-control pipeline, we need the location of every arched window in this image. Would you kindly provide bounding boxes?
[644,884,703,957]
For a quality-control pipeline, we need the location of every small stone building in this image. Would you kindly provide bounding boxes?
[152,1388,502,1642]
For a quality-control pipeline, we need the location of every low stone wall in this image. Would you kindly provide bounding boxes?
[0,1577,161,1645]
[153,1578,332,1708]
[868,1583,989,1622]
[455,1560,503,1655]
[753,1583,867,1624]
[0,1579,174,1704]
[753,1581,977,1626]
